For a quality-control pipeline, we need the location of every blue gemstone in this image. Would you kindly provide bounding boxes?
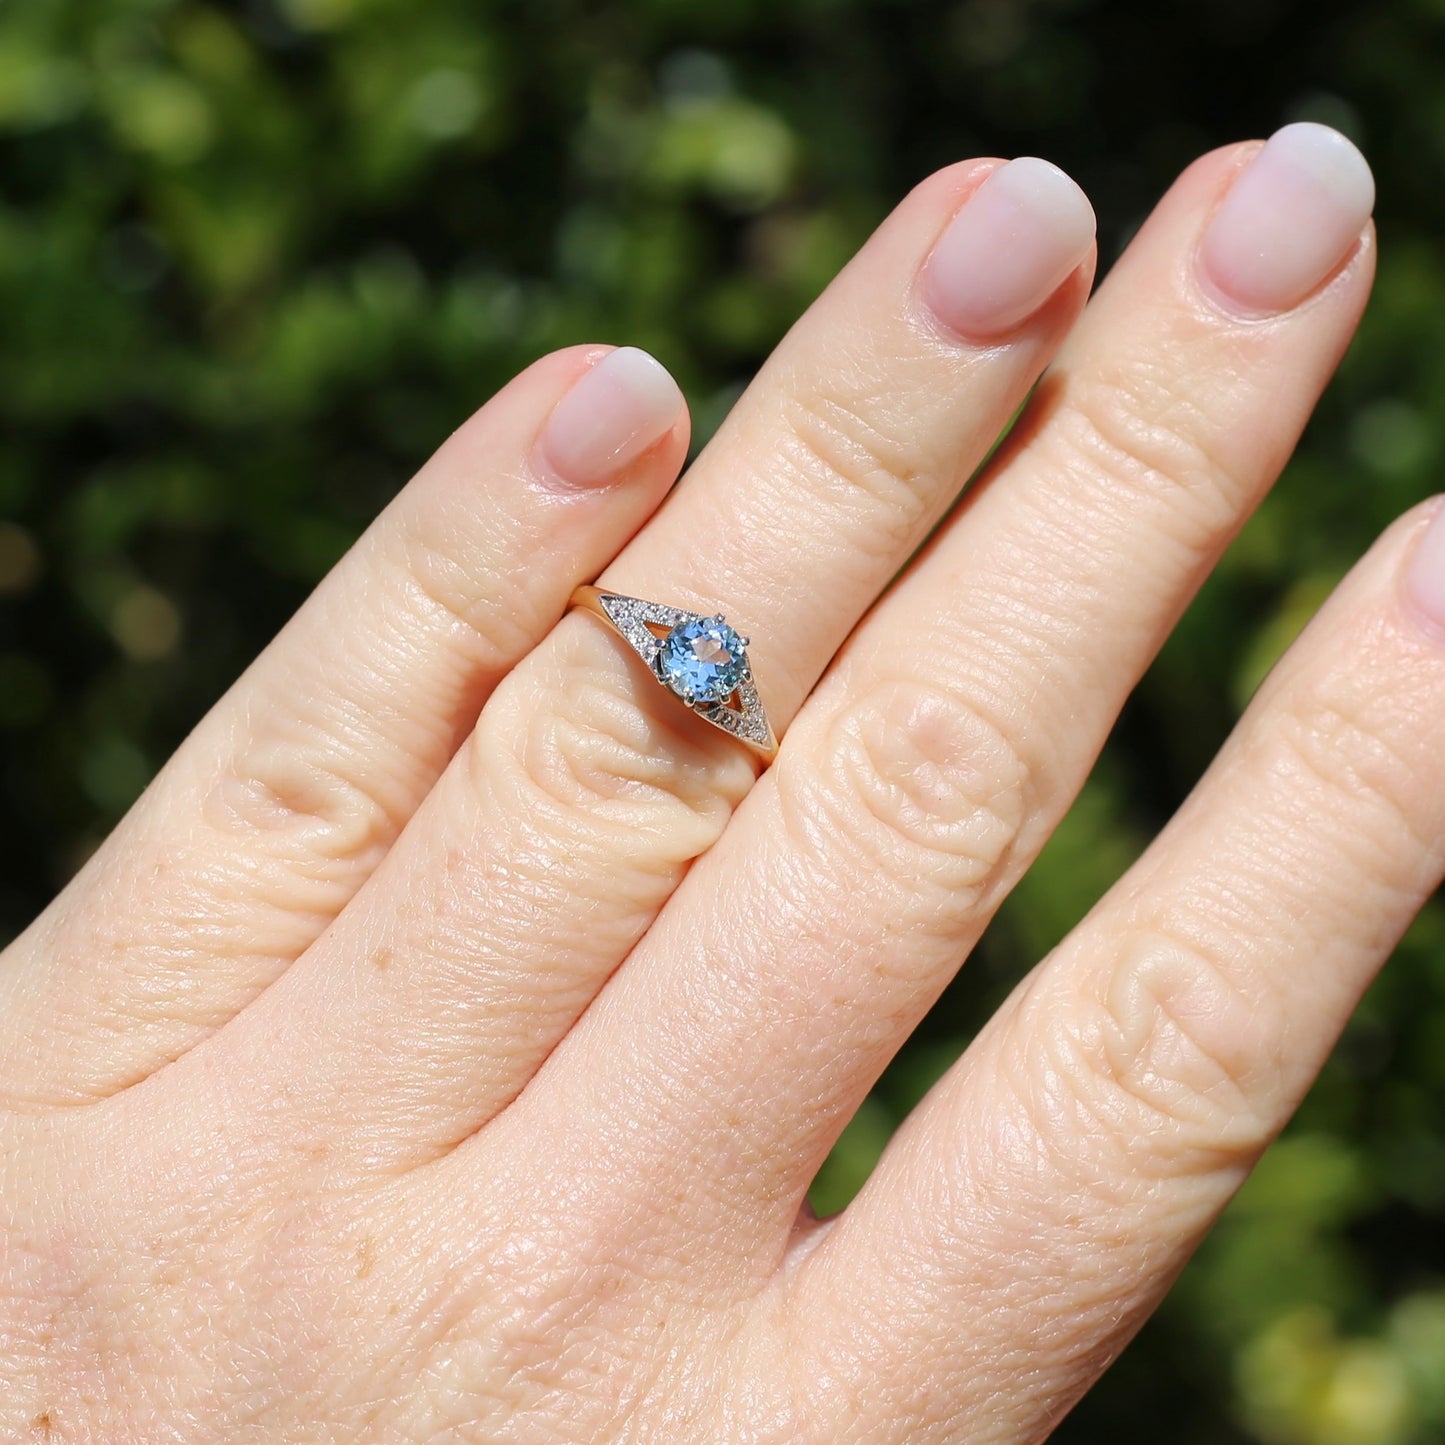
[657,617,748,704]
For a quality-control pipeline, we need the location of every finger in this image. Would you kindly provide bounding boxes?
[506,128,1377,1261]
[209,156,1099,1166]
[0,344,688,1106]
[793,502,1445,1445]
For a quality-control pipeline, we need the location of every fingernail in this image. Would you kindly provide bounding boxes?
[539,346,684,487]
[1404,501,1445,637]
[922,156,1096,339]
[1198,122,1375,316]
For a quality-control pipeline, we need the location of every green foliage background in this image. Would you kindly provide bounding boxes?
[3,0,1445,1438]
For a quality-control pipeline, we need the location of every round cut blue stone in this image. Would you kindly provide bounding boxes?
[657,617,748,704]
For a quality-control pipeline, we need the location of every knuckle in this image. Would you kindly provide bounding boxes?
[1033,923,1284,1179]
[777,384,936,558]
[478,633,753,871]
[395,520,539,664]
[213,738,397,868]
[1265,669,1435,862]
[1048,357,1246,538]
[784,678,1029,924]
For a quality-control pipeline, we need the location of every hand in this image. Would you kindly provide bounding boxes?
[3,123,1430,1444]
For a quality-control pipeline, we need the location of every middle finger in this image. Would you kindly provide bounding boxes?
[197,155,1097,1165]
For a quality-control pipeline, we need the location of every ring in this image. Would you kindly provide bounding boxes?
[568,585,779,764]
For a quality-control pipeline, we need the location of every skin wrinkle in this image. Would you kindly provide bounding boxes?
[1010,987,1261,1215]
[334,592,477,761]
[235,558,488,841]
[1060,932,1282,1170]
[791,679,1030,943]
[777,385,944,553]
[1,828,364,1110]
[1062,343,1255,509]
[392,498,544,667]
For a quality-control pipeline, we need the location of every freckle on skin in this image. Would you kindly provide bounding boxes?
[372,947,394,972]
[32,1412,53,1435]
[355,1238,375,1279]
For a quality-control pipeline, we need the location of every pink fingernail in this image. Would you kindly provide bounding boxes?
[539,346,684,487]
[1404,501,1445,638]
[1198,123,1375,316]
[922,156,1096,340]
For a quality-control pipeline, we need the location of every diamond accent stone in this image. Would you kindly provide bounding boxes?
[703,676,769,744]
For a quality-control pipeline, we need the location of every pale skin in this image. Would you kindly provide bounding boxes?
[2,124,1440,1442]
